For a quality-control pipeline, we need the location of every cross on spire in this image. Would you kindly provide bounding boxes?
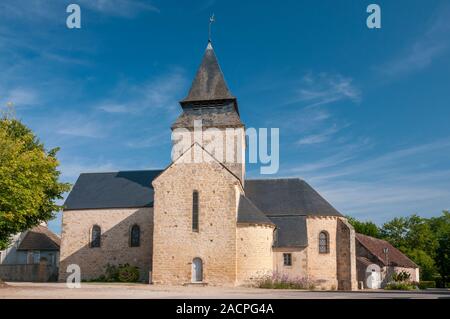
[208,14,215,42]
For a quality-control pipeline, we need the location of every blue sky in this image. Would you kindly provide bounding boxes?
[1,0,449,234]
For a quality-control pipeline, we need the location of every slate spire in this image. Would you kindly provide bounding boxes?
[181,41,236,105]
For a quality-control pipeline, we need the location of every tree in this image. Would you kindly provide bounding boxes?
[346,216,381,238]
[0,110,70,250]
[403,248,437,281]
[380,217,409,249]
[436,236,450,286]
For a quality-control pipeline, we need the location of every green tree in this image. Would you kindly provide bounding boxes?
[436,236,450,285]
[380,217,409,249]
[0,111,70,250]
[403,248,437,281]
[346,216,381,238]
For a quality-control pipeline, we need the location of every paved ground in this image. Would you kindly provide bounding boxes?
[0,282,449,299]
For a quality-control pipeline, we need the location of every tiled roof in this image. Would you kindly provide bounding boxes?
[17,225,60,251]
[356,233,418,268]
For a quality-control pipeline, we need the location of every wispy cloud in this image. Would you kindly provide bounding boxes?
[1,87,40,107]
[54,113,108,139]
[0,1,159,21]
[296,124,344,146]
[290,73,361,108]
[126,132,168,149]
[97,68,188,114]
[288,138,450,223]
[381,4,450,76]
[78,0,160,17]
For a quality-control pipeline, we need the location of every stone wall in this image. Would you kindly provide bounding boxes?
[306,216,338,289]
[236,224,274,285]
[59,208,153,282]
[336,217,358,290]
[273,248,308,278]
[152,146,242,285]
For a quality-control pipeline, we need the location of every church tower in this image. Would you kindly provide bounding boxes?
[171,41,246,184]
[151,41,248,285]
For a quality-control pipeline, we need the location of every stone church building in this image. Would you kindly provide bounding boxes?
[59,42,358,290]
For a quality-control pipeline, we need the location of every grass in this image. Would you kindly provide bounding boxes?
[384,281,417,291]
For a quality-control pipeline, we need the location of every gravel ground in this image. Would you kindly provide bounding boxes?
[1,282,449,299]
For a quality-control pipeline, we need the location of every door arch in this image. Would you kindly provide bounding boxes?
[192,257,203,282]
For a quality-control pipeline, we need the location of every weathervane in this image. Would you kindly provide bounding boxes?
[208,14,215,42]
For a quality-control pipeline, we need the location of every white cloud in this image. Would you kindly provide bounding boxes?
[78,0,160,17]
[1,87,39,107]
[296,124,342,146]
[381,4,450,76]
[292,73,361,108]
[97,69,188,114]
[125,130,169,149]
[288,138,450,223]
[55,113,107,139]
[98,103,129,114]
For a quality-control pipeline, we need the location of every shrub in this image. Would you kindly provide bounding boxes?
[418,281,436,289]
[89,263,140,283]
[391,271,411,282]
[117,264,140,283]
[384,281,416,290]
[255,272,316,290]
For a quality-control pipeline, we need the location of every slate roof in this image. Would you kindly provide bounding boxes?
[17,225,60,251]
[181,42,235,103]
[237,195,274,226]
[245,178,343,217]
[64,170,162,210]
[356,233,418,268]
[64,173,341,249]
[172,102,243,129]
[270,216,308,248]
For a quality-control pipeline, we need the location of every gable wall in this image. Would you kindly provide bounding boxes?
[152,160,240,285]
[171,127,245,183]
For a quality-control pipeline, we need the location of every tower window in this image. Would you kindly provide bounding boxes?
[130,224,140,247]
[192,191,199,232]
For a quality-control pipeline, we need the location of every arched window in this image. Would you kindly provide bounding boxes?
[192,191,199,232]
[130,224,140,247]
[91,225,101,248]
[192,257,203,282]
[319,231,329,253]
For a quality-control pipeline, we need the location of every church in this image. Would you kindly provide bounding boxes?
[59,41,358,290]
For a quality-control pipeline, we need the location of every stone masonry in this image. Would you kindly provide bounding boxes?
[59,208,153,282]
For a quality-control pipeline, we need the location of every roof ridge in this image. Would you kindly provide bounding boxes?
[246,177,304,182]
[80,169,164,175]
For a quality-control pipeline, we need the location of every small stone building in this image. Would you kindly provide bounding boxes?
[59,41,358,290]
[356,233,419,288]
[0,225,60,282]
